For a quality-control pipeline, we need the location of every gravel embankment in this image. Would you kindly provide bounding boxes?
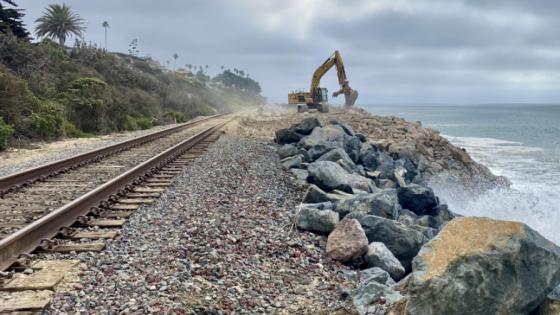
[44,135,356,314]
[0,125,185,178]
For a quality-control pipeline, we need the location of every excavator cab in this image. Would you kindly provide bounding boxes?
[314,87,329,103]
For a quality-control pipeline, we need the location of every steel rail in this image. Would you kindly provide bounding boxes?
[0,113,228,194]
[0,121,227,271]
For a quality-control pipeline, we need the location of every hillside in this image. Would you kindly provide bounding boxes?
[0,34,265,149]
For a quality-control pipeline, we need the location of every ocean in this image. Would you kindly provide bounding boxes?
[364,104,560,244]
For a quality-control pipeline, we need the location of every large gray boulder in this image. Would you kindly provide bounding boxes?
[293,117,321,135]
[347,213,428,269]
[345,136,362,163]
[299,125,347,150]
[406,217,560,315]
[352,281,404,315]
[316,148,355,167]
[360,147,395,178]
[281,154,303,169]
[359,267,396,286]
[364,242,406,281]
[295,207,339,234]
[329,119,355,136]
[278,144,298,159]
[347,173,376,193]
[303,184,354,203]
[334,189,400,219]
[307,161,352,193]
[397,184,439,215]
[275,127,303,144]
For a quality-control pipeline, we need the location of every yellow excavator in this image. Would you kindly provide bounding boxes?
[288,50,358,113]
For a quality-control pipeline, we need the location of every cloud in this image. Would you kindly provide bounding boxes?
[15,0,560,104]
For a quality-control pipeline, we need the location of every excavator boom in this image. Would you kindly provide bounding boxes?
[310,50,358,106]
[288,50,357,113]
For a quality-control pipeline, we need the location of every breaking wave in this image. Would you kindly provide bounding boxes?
[430,135,560,244]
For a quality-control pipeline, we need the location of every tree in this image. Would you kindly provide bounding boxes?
[172,53,178,70]
[128,38,139,56]
[0,0,30,39]
[102,21,109,50]
[35,4,85,46]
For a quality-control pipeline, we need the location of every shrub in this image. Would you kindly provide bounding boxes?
[31,101,64,138]
[0,118,14,151]
[124,115,138,131]
[163,111,186,123]
[135,117,152,130]
[60,77,111,133]
[63,120,91,138]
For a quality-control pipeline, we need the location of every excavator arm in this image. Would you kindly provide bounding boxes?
[309,50,358,106]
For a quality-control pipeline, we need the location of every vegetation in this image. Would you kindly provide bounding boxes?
[0,0,29,39]
[0,118,14,150]
[0,3,264,151]
[34,4,85,46]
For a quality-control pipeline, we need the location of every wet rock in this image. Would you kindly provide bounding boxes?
[296,207,339,234]
[364,242,406,281]
[307,161,352,193]
[359,267,396,286]
[326,219,368,263]
[406,217,560,315]
[334,189,400,219]
[281,154,303,169]
[316,148,355,167]
[397,184,438,215]
[278,144,298,159]
[361,149,395,179]
[347,213,428,269]
[415,215,439,229]
[303,184,354,203]
[293,117,321,135]
[431,204,456,227]
[275,127,303,145]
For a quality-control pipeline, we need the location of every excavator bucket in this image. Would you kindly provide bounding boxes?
[345,89,358,107]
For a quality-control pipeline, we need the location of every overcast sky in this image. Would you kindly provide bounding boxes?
[15,0,560,105]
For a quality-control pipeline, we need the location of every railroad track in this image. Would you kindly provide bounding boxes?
[0,114,230,274]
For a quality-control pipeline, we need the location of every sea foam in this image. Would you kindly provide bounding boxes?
[430,135,560,244]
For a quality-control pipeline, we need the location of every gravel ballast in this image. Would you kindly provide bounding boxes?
[44,135,356,314]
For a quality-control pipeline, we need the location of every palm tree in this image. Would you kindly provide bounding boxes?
[172,53,179,70]
[102,21,109,50]
[35,4,85,46]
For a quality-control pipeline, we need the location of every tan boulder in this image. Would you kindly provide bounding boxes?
[326,218,368,263]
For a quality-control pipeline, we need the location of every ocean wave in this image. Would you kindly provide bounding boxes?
[431,134,560,244]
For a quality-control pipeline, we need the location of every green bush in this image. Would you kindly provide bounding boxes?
[124,115,138,131]
[31,101,64,138]
[63,120,91,138]
[163,111,186,123]
[135,117,152,130]
[0,118,14,151]
[60,77,111,133]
